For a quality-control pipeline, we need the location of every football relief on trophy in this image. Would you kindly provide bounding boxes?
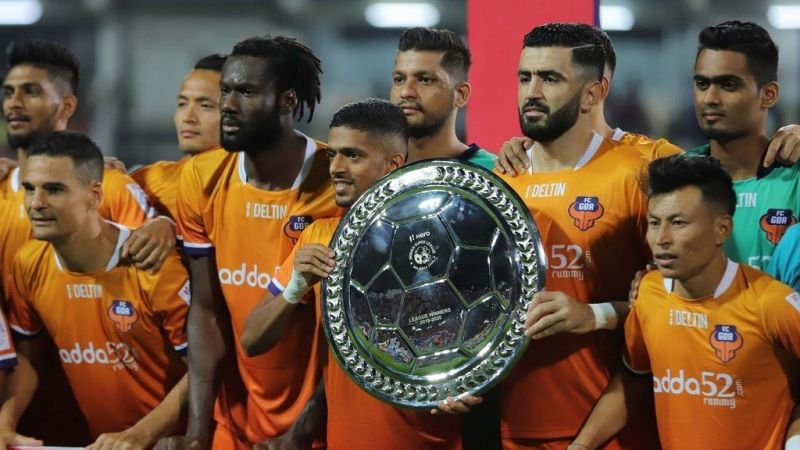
[322,159,546,410]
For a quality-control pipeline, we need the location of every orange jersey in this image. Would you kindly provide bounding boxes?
[625,261,800,450]
[497,133,652,441]
[268,218,462,450]
[7,223,189,438]
[176,137,343,444]
[0,167,151,303]
[611,128,683,161]
[131,157,193,220]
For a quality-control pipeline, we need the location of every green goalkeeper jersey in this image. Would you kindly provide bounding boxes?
[686,144,800,269]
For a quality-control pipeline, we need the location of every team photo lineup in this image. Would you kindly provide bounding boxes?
[0,8,799,450]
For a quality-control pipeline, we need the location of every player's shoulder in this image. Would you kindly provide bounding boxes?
[134,252,189,293]
[182,147,238,187]
[13,239,52,273]
[622,132,683,160]
[130,159,181,181]
[634,270,670,305]
[300,217,341,246]
[740,264,795,298]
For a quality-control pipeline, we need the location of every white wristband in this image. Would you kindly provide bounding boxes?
[787,435,800,450]
[282,272,310,305]
[589,302,618,330]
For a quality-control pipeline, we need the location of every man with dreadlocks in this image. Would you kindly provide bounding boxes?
[156,36,342,450]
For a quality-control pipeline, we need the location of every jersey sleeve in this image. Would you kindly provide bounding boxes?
[146,254,191,355]
[100,168,154,228]
[760,281,800,358]
[176,158,213,257]
[767,225,800,291]
[623,300,651,375]
[650,139,683,159]
[7,254,43,339]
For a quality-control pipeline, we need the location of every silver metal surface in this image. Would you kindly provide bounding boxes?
[322,159,546,410]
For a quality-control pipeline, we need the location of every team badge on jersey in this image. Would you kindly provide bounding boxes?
[108,300,139,334]
[759,209,797,245]
[709,324,743,363]
[284,215,314,244]
[567,196,604,231]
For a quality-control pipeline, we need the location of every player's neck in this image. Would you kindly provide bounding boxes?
[407,116,467,164]
[16,148,27,166]
[673,253,729,299]
[590,109,615,140]
[54,218,119,273]
[532,118,596,172]
[244,129,307,191]
[709,133,769,181]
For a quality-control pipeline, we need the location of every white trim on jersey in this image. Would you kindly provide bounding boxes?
[10,323,41,337]
[182,241,213,249]
[236,132,318,190]
[174,341,188,352]
[611,127,626,142]
[10,167,20,192]
[526,131,604,174]
[663,259,739,299]
[52,221,131,272]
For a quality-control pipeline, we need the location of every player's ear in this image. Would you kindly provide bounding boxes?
[714,214,733,246]
[280,89,299,115]
[454,81,471,109]
[58,95,78,123]
[581,79,603,112]
[88,180,103,210]
[760,81,779,109]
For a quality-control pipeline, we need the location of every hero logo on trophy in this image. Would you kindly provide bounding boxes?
[322,159,546,410]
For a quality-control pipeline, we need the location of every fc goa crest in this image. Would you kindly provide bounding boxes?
[108,300,139,334]
[284,215,314,244]
[709,324,743,364]
[568,196,604,231]
[759,209,796,245]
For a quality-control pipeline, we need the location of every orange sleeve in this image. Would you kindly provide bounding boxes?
[265,223,321,305]
[626,164,651,262]
[650,139,683,159]
[7,253,43,339]
[623,300,651,375]
[175,158,212,256]
[100,168,153,228]
[761,284,800,358]
[146,254,191,354]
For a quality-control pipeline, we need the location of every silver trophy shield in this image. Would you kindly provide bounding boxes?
[322,159,546,410]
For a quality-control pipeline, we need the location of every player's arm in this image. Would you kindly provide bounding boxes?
[524,291,630,340]
[568,369,651,450]
[765,124,800,167]
[0,339,44,448]
[89,361,188,450]
[123,216,177,273]
[241,244,335,357]
[255,380,328,450]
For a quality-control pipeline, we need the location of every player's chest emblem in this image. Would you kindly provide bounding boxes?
[709,324,743,363]
[284,215,314,244]
[567,196,604,231]
[108,300,139,334]
[759,208,797,245]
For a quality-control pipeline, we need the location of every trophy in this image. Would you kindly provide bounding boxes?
[322,159,546,410]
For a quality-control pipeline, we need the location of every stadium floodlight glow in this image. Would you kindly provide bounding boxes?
[365,2,440,28]
[600,5,635,31]
[768,5,800,29]
[0,0,43,25]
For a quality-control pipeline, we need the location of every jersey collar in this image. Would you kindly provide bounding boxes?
[662,258,739,299]
[10,167,19,193]
[53,221,131,272]
[237,132,317,189]
[526,131,604,174]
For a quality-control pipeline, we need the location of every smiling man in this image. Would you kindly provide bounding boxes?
[569,154,800,450]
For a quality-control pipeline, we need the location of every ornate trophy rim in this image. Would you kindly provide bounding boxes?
[321,159,546,410]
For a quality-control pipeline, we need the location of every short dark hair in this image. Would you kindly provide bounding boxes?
[194,53,228,72]
[522,22,605,81]
[697,20,778,86]
[230,35,322,122]
[6,39,80,94]
[28,131,104,184]
[590,26,616,76]
[645,154,736,216]
[330,98,409,142]
[398,27,471,81]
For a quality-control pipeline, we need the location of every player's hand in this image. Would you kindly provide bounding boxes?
[525,290,595,339]
[154,436,205,450]
[765,124,800,167]
[495,137,533,176]
[0,429,42,449]
[87,428,153,450]
[628,263,657,303]
[123,216,176,272]
[104,156,128,172]
[253,432,311,450]
[0,157,19,181]
[293,244,336,286]
[430,395,483,415]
